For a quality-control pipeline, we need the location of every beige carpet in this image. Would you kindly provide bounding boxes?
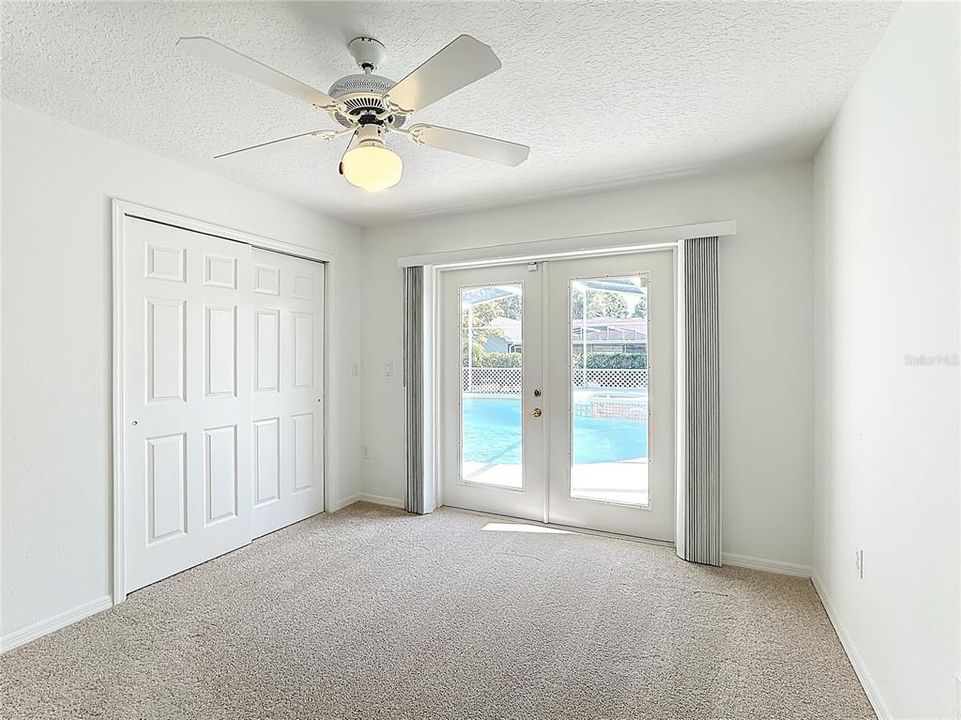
[1,503,873,719]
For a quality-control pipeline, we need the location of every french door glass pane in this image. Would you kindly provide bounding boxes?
[569,275,649,506]
[460,284,523,489]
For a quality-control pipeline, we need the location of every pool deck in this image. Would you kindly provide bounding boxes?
[463,459,649,506]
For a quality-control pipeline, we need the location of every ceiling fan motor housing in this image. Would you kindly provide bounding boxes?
[327,72,405,128]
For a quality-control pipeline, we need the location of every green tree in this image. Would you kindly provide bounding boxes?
[462,298,516,366]
[495,294,521,319]
[571,290,629,319]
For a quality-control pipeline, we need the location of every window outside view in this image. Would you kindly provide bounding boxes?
[569,276,649,506]
[460,284,524,488]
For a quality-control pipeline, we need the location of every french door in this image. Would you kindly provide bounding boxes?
[122,215,326,593]
[439,250,675,541]
[440,263,545,520]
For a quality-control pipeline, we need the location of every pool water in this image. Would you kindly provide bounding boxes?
[463,396,648,465]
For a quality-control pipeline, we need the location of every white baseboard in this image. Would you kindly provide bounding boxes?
[332,493,406,511]
[356,493,405,508]
[722,552,812,577]
[330,493,361,512]
[812,574,889,720]
[1,595,113,654]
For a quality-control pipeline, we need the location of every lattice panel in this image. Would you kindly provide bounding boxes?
[463,367,522,393]
[572,368,649,389]
[462,367,649,394]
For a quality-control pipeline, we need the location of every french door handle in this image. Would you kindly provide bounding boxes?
[529,408,542,417]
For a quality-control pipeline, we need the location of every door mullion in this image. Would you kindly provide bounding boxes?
[540,260,551,525]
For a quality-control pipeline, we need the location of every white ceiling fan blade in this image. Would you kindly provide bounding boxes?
[385,35,501,114]
[214,128,347,159]
[177,36,338,110]
[408,124,530,167]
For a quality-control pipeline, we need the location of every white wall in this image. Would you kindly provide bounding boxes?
[0,101,364,639]
[812,3,960,719]
[361,161,815,568]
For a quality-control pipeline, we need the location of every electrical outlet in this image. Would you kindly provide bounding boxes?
[350,362,359,377]
[361,445,369,460]
[855,549,864,579]
[384,362,393,377]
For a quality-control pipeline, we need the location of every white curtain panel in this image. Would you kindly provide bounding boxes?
[678,236,722,566]
[403,266,425,514]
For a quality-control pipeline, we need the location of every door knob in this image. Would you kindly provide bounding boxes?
[530,408,542,417]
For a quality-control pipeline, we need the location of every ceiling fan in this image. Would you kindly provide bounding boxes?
[177,34,530,192]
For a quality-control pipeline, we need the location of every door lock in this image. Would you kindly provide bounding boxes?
[530,408,542,417]
[533,388,542,397]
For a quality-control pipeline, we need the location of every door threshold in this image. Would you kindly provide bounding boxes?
[440,504,675,549]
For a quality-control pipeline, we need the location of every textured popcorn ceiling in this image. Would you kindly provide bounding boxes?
[1,1,896,226]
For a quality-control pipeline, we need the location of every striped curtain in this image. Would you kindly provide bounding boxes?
[403,266,426,514]
[678,236,722,566]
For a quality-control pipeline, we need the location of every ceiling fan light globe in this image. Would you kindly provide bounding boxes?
[341,143,403,193]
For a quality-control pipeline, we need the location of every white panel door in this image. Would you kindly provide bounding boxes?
[439,263,545,521]
[251,249,325,538]
[124,217,253,592]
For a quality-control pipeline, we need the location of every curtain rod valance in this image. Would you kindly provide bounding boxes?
[396,219,735,268]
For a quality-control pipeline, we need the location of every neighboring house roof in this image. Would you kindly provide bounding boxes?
[477,316,647,347]
[488,317,522,344]
[572,317,647,344]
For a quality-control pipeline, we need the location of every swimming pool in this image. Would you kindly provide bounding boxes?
[462,396,648,465]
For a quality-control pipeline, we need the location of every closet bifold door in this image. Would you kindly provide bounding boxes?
[123,217,254,593]
[250,249,326,538]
